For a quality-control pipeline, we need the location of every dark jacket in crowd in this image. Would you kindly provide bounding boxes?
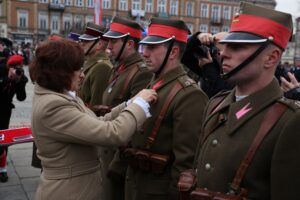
[181,32,231,98]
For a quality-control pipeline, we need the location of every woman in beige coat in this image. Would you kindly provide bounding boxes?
[29,39,156,200]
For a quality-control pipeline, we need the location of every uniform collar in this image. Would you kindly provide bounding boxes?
[149,64,186,91]
[117,52,143,70]
[205,78,283,135]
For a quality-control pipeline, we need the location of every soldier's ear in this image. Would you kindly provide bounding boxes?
[169,46,180,60]
[264,47,281,69]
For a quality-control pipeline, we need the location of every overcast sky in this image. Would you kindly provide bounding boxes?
[276,0,300,17]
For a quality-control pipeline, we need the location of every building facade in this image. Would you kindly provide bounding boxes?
[1,0,277,45]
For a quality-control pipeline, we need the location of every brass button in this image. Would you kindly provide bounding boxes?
[212,139,218,146]
[205,163,211,170]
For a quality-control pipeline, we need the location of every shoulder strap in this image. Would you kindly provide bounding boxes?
[229,102,287,193]
[146,81,183,149]
[119,64,139,100]
[207,94,227,115]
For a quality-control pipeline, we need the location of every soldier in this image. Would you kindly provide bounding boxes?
[122,18,208,199]
[78,22,113,112]
[183,2,300,199]
[100,16,153,200]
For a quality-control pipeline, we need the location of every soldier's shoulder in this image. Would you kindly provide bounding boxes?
[177,75,198,88]
[135,61,148,70]
[277,97,300,111]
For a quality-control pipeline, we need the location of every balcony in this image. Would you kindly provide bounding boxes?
[131,10,145,17]
[155,12,168,18]
[48,3,65,12]
[210,18,223,26]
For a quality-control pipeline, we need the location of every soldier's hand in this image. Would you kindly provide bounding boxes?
[135,89,158,104]
[280,72,300,92]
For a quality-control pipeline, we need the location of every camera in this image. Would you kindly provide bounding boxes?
[15,68,24,76]
[193,43,219,59]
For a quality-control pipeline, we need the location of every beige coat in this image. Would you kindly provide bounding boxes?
[31,84,146,200]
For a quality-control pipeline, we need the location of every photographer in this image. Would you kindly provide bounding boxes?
[0,54,28,182]
[182,32,232,98]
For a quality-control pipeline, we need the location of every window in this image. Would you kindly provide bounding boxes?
[51,0,60,3]
[157,0,166,13]
[145,0,153,13]
[87,0,93,7]
[51,15,60,33]
[39,12,48,30]
[223,6,231,20]
[65,0,72,6]
[102,0,110,9]
[119,0,128,11]
[86,15,93,24]
[18,10,28,29]
[39,0,48,3]
[186,2,193,16]
[200,24,208,33]
[210,26,220,35]
[132,0,141,10]
[75,0,83,7]
[75,15,83,30]
[186,23,193,33]
[170,0,178,15]
[63,14,72,32]
[201,4,209,18]
[211,5,221,22]
[0,3,2,16]
[222,26,230,32]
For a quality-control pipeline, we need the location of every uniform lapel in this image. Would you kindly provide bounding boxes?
[226,79,283,135]
[149,65,186,91]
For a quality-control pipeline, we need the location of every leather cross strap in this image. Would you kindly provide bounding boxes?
[230,102,287,192]
[118,65,139,100]
[146,81,183,149]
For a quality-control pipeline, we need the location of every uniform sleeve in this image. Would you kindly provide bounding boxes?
[271,111,300,199]
[36,98,146,147]
[168,87,208,196]
[89,63,112,106]
[129,68,153,98]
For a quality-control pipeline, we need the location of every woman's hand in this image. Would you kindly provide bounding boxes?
[135,89,158,104]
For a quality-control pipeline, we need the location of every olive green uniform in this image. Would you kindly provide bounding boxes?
[79,51,112,107]
[124,65,208,199]
[196,79,300,199]
[101,51,153,200]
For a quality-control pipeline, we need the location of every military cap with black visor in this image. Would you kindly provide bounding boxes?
[79,22,107,56]
[220,2,293,80]
[139,18,190,76]
[103,16,143,62]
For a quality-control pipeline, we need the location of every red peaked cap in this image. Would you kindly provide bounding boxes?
[103,16,144,39]
[140,18,190,44]
[220,2,293,50]
[7,55,24,66]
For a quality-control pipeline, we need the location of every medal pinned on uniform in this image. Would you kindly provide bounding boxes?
[107,79,117,94]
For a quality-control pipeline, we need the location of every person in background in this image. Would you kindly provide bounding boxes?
[29,39,157,200]
[182,31,232,98]
[280,71,300,100]
[181,2,300,199]
[78,22,113,114]
[0,54,28,182]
